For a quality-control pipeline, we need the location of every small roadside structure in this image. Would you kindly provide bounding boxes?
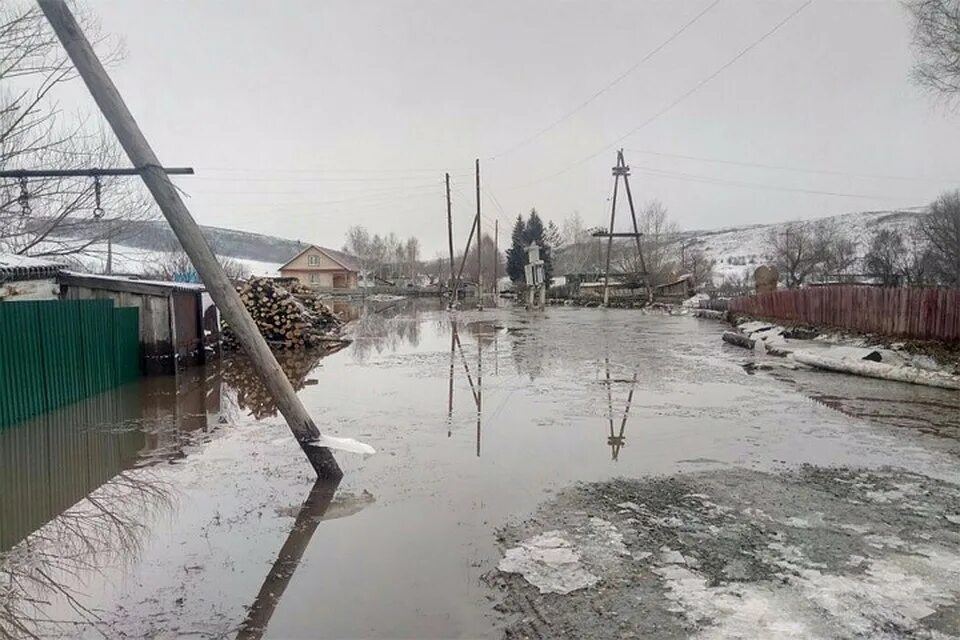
[278,245,360,289]
[654,274,694,301]
[0,254,66,302]
[59,272,211,374]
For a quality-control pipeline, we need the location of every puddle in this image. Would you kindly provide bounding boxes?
[1,301,958,638]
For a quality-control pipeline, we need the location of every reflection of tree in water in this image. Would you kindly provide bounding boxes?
[509,325,549,381]
[347,300,431,363]
[222,348,343,420]
[0,471,173,639]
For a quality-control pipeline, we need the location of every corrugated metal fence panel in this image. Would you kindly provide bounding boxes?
[0,302,46,426]
[0,299,143,428]
[114,307,142,384]
[80,298,117,395]
[730,286,960,340]
[39,299,85,410]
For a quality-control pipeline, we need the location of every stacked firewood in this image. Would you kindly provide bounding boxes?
[221,277,346,350]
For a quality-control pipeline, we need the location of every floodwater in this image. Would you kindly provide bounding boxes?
[1,301,958,639]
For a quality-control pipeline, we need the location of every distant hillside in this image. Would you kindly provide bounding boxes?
[554,208,928,283]
[48,219,309,264]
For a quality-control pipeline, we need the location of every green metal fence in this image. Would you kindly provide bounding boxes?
[0,299,140,428]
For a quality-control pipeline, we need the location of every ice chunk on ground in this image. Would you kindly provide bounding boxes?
[498,531,600,594]
[308,435,376,455]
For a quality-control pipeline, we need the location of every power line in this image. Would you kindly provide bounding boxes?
[505,0,814,191]
[197,166,474,176]
[489,0,723,159]
[632,166,909,201]
[625,149,955,184]
[185,182,444,201]
[189,174,455,184]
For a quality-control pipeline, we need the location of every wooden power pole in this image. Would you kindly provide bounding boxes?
[475,158,483,311]
[493,219,499,308]
[598,149,651,306]
[38,0,342,479]
[445,172,454,307]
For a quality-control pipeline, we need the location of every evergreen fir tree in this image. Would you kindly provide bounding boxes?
[525,209,554,285]
[505,214,527,283]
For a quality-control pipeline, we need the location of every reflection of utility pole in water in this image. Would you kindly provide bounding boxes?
[447,325,483,456]
[603,358,638,461]
[477,336,482,457]
[236,479,339,640]
[447,322,457,438]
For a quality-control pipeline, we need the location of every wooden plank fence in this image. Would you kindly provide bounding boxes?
[729,286,960,341]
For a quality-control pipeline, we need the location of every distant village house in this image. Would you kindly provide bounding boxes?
[278,245,360,289]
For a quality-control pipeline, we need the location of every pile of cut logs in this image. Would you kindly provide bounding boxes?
[221,276,346,350]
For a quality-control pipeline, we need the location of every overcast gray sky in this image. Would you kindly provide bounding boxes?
[64,0,960,255]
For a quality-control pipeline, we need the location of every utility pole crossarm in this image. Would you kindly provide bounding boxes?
[37,0,342,479]
[0,167,194,178]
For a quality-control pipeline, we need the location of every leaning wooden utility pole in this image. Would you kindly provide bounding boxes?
[445,172,455,308]
[475,158,483,311]
[38,0,342,479]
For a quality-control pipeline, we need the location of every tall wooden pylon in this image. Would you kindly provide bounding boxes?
[601,150,651,306]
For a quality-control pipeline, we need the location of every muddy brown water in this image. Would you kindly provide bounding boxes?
[1,301,958,639]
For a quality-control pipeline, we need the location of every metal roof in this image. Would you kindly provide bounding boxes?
[58,271,206,296]
[0,254,68,281]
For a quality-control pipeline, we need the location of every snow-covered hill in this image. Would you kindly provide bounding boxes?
[685,209,924,283]
[555,208,927,284]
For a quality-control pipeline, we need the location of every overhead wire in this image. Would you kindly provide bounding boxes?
[632,166,910,201]
[624,149,956,184]
[488,0,723,160]
[504,0,814,191]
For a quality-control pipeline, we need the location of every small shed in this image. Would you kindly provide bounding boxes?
[59,272,212,374]
[655,274,695,301]
[0,254,66,302]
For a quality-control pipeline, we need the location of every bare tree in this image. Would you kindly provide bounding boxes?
[343,225,372,279]
[902,221,937,285]
[920,190,960,285]
[402,236,420,280]
[766,221,833,288]
[557,212,597,274]
[0,2,157,263]
[907,0,960,103]
[864,228,905,286]
[454,232,503,289]
[141,237,249,282]
[818,221,858,279]
[683,247,715,289]
[716,271,753,297]
[610,200,681,290]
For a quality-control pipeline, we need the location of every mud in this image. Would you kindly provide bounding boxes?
[490,467,960,639]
